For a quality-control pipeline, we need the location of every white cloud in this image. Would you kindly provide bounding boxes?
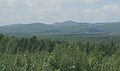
[0,0,102,13]
[36,3,120,23]
[0,0,17,6]
[80,4,120,22]
[81,0,101,3]
[0,0,120,24]
[0,0,102,6]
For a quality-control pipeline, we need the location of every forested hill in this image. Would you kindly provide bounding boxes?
[0,21,120,36]
[0,34,120,70]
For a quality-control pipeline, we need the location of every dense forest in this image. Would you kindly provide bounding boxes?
[0,34,120,71]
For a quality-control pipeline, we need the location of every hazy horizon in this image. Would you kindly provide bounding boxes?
[0,20,120,26]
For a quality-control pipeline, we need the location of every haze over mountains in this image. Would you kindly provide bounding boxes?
[0,21,120,36]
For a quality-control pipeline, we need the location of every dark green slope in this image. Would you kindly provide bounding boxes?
[0,21,120,36]
[95,22,120,35]
[53,21,96,34]
[0,23,52,35]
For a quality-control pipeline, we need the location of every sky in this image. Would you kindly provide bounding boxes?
[0,0,120,25]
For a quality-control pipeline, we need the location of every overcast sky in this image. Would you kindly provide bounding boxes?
[0,0,120,25]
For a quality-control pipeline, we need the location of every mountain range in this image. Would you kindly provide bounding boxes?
[0,21,120,36]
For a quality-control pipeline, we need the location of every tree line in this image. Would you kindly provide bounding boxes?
[0,34,120,71]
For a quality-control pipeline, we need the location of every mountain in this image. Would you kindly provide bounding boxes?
[0,21,120,36]
[95,22,120,35]
[53,21,96,34]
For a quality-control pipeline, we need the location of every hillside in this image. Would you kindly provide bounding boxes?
[0,21,120,36]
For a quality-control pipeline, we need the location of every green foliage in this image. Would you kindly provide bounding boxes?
[0,34,120,71]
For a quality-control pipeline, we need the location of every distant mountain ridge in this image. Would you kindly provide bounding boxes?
[0,21,120,36]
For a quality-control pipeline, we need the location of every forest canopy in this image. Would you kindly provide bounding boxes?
[0,34,120,71]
